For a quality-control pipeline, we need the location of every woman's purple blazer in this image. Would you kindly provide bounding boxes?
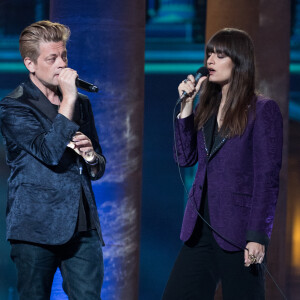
[174,97,283,251]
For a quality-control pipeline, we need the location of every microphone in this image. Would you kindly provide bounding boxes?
[76,78,99,93]
[178,66,209,103]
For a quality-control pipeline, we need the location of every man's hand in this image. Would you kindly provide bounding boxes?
[244,242,265,267]
[69,131,97,163]
[58,68,78,120]
[58,68,78,102]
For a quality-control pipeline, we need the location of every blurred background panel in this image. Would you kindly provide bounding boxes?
[0,0,300,299]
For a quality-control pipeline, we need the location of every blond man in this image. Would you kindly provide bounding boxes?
[0,20,105,300]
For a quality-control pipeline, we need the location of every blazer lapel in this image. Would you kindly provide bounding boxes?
[209,133,227,161]
[26,96,58,122]
[202,115,216,157]
[23,79,58,122]
[22,78,84,126]
[202,114,227,161]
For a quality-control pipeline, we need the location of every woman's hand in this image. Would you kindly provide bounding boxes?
[178,75,202,103]
[244,242,265,267]
[178,74,207,119]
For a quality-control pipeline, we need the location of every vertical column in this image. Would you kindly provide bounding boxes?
[50,1,145,299]
[205,1,290,299]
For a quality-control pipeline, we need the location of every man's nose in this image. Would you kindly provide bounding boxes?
[57,56,67,68]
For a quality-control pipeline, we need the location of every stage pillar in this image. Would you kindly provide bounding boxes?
[205,1,290,299]
[50,1,145,299]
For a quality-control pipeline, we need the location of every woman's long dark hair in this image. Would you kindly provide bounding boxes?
[194,28,256,138]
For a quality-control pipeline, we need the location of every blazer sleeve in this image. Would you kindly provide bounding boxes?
[0,99,79,166]
[246,99,283,245]
[84,99,106,181]
[173,113,198,167]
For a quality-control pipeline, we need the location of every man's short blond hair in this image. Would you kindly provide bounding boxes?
[19,20,70,62]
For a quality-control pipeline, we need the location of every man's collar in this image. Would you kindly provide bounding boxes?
[24,76,62,102]
[23,76,60,122]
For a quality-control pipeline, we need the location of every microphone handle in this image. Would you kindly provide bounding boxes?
[178,74,202,103]
[76,78,99,93]
[178,69,208,103]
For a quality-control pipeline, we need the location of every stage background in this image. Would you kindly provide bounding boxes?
[1,0,300,299]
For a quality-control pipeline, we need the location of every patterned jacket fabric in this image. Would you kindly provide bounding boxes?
[0,78,105,245]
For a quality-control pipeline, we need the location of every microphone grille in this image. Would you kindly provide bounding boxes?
[196,66,209,76]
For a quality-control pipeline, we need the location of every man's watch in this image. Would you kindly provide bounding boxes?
[84,153,99,166]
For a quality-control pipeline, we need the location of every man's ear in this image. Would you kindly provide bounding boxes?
[24,57,36,73]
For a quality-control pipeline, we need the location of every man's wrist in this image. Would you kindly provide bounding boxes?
[84,154,99,166]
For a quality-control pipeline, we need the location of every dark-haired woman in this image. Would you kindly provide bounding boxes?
[162,28,283,300]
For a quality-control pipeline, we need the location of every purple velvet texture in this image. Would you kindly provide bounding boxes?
[174,96,283,251]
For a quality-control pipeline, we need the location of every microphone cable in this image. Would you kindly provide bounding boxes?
[172,98,288,300]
